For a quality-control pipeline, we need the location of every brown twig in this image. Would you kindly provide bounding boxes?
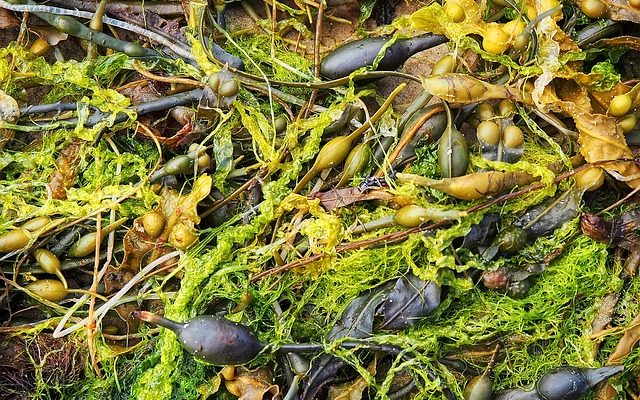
[115,79,150,92]
[132,60,204,87]
[199,173,262,219]
[243,82,295,120]
[271,0,277,59]
[102,328,161,341]
[598,184,640,215]
[301,0,325,121]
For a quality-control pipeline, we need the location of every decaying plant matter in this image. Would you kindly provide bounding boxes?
[1,0,640,399]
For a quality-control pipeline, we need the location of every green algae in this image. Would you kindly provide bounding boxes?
[1,4,637,400]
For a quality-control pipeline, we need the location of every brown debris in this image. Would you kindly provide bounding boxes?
[47,138,85,200]
[0,333,85,398]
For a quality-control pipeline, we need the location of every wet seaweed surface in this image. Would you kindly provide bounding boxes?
[0,0,640,399]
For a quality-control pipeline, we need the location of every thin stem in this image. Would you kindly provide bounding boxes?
[485,343,501,372]
[199,175,261,219]
[442,101,455,177]
[243,81,296,119]
[87,0,108,60]
[302,0,324,121]
[524,6,562,33]
[346,83,407,142]
[598,184,640,215]
[271,0,277,59]
[374,104,444,178]
[87,212,102,377]
[66,288,108,302]
[47,0,183,15]
[132,61,204,87]
[102,328,161,341]
[522,188,573,230]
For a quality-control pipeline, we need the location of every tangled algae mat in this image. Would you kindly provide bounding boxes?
[1,0,640,399]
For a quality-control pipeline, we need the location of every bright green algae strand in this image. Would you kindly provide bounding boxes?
[0,47,158,230]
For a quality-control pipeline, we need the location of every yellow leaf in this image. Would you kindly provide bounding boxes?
[608,312,640,364]
[176,174,212,227]
[197,375,221,400]
[538,86,640,187]
[410,0,486,41]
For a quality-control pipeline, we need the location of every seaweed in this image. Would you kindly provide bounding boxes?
[0,1,639,399]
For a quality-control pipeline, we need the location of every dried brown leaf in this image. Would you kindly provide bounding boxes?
[119,81,162,105]
[588,83,629,112]
[32,26,68,46]
[556,80,592,113]
[0,8,19,29]
[538,85,640,187]
[608,312,640,364]
[601,0,640,23]
[595,36,640,52]
[313,187,396,211]
[48,139,85,200]
[626,81,640,107]
[594,383,617,400]
[222,366,279,400]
